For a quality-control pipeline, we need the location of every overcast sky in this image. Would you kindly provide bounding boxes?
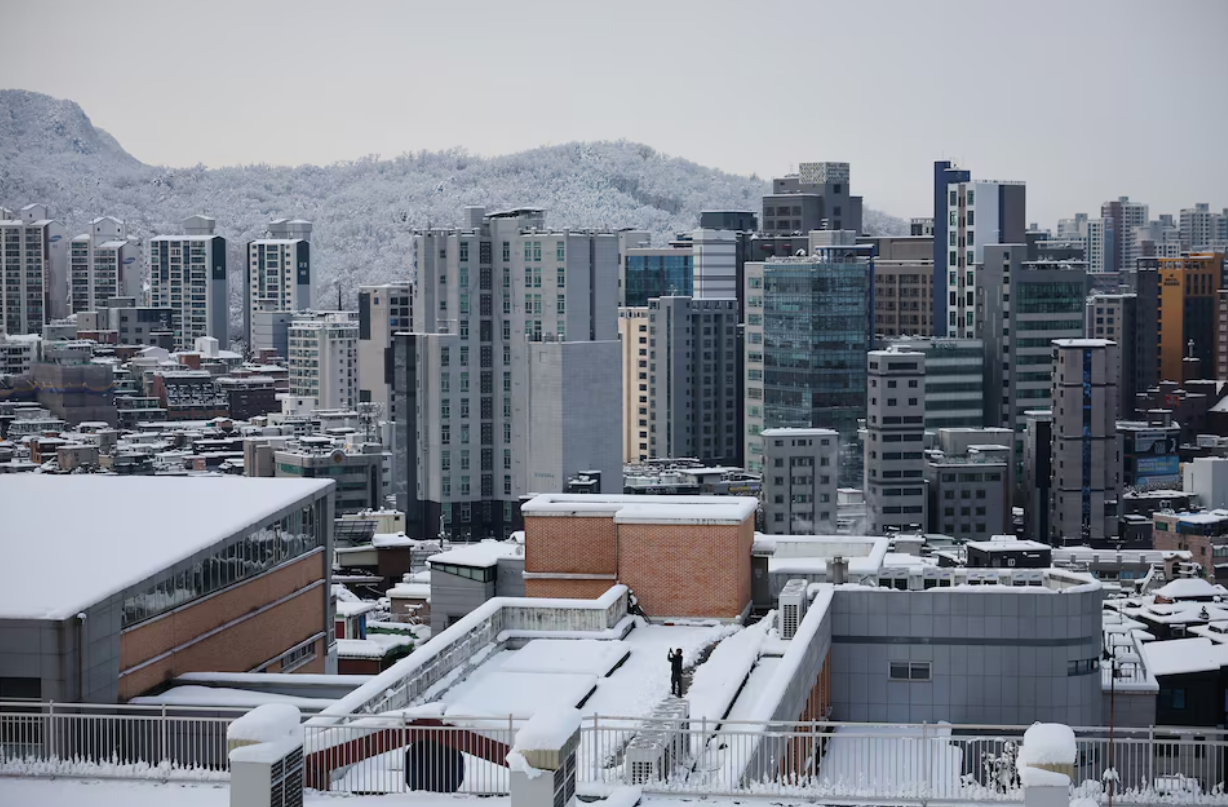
[3,0,1225,226]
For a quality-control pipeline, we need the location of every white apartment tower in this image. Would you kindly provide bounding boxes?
[865,349,928,534]
[357,282,412,419]
[761,427,838,535]
[1085,219,1108,274]
[394,206,621,540]
[148,215,228,349]
[69,216,142,314]
[1,204,68,334]
[245,219,313,348]
[943,180,1026,337]
[288,312,358,411]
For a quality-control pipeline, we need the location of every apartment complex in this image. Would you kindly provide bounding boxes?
[69,216,142,315]
[642,296,739,465]
[941,179,1027,338]
[1,204,68,335]
[865,350,927,534]
[148,215,228,349]
[245,218,313,347]
[393,206,621,540]
[744,245,872,483]
[288,312,359,411]
[1049,340,1120,545]
[357,282,412,418]
[1100,197,1148,274]
[761,427,838,534]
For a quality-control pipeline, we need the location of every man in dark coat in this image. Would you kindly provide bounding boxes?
[668,648,684,696]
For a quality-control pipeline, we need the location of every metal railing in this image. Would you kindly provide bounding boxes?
[4,702,1228,804]
[0,701,242,781]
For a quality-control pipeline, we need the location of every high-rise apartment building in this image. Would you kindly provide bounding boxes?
[1049,339,1120,545]
[245,219,313,348]
[69,217,142,315]
[148,215,228,349]
[1180,203,1215,250]
[763,162,863,236]
[357,282,411,418]
[942,179,1027,337]
[394,206,620,541]
[288,312,358,411]
[642,296,739,465]
[977,248,1086,467]
[864,349,927,534]
[1157,252,1223,382]
[867,235,933,338]
[1086,293,1138,420]
[619,307,650,463]
[1084,218,1111,274]
[1099,197,1148,274]
[760,427,838,535]
[1056,213,1089,240]
[931,161,970,337]
[1,204,68,334]
[882,336,985,429]
[744,245,872,484]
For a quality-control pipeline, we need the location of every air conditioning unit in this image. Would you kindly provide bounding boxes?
[654,696,690,764]
[626,731,670,784]
[779,578,809,640]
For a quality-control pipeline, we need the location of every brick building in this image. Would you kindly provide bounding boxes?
[0,476,335,702]
[1153,510,1228,583]
[520,493,757,620]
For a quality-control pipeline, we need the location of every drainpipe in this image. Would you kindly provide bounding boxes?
[76,612,87,701]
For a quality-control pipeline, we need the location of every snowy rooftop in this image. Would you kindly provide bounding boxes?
[966,538,1050,553]
[0,476,332,620]
[1152,578,1225,600]
[429,540,522,569]
[521,493,757,525]
[1141,637,1228,677]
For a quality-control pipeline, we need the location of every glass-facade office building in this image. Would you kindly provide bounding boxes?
[623,252,692,307]
[744,247,873,485]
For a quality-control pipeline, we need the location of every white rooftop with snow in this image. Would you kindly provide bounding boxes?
[0,476,332,620]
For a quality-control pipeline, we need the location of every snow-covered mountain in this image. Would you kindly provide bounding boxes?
[1,89,907,327]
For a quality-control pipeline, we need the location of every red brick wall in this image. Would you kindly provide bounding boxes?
[523,578,612,600]
[118,553,326,699]
[619,518,754,619]
[524,515,617,575]
[1154,528,1214,578]
[524,512,754,619]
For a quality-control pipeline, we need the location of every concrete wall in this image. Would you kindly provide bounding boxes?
[829,586,1103,725]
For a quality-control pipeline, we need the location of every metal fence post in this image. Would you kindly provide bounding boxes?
[160,703,169,779]
[46,700,55,762]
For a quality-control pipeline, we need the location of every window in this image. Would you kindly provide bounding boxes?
[1159,687,1187,710]
[888,661,931,681]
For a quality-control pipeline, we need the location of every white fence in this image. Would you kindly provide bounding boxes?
[3,702,1227,804]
